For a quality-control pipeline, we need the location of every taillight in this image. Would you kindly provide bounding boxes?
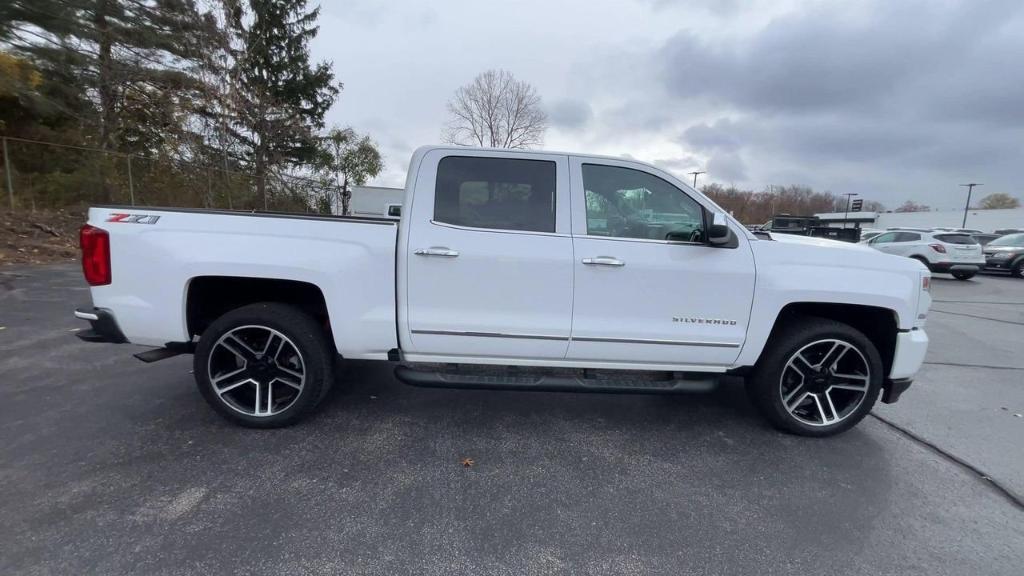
[929,243,947,254]
[922,276,930,292]
[80,224,111,286]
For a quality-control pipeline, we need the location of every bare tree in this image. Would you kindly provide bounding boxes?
[444,69,547,149]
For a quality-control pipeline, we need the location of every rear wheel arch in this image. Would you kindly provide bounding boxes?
[186,276,332,342]
[909,255,931,267]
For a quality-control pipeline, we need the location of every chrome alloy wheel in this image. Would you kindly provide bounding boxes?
[207,325,306,417]
[779,339,871,427]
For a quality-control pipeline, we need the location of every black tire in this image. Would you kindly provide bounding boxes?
[1012,260,1024,279]
[951,270,975,280]
[745,316,883,437]
[194,302,334,428]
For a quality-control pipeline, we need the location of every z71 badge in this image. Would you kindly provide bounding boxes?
[106,213,161,224]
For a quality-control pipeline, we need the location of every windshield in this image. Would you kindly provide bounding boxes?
[988,233,1024,247]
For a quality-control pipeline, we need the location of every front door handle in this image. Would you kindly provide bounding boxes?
[414,247,460,257]
[582,256,625,267]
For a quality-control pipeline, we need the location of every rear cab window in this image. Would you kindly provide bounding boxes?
[434,156,556,233]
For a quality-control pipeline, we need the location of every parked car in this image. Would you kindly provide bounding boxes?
[994,228,1024,235]
[983,233,1024,277]
[866,229,985,280]
[73,146,931,437]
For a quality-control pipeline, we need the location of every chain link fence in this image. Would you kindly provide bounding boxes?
[1,136,339,214]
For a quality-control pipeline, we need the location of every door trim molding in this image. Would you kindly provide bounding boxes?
[412,329,739,348]
[412,329,568,341]
[572,336,740,348]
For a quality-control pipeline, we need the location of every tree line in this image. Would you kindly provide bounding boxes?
[0,0,381,214]
[699,183,883,225]
[701,184,1020,224]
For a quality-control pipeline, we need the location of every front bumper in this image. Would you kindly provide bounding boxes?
[74,307,127,344]
[984,256,1017,270]
[882,328,928,403]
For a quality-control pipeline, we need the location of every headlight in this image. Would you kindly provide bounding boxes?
[992,252,1011,259]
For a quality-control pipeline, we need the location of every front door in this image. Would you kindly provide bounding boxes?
[566,158,756,368]
[402,150,573,360]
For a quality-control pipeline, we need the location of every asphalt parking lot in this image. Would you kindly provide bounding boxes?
[1,264,1022,575]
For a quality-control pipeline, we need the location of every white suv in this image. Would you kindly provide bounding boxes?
[865,229,985,280]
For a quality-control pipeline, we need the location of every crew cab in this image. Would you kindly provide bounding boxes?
[75,146,931,436]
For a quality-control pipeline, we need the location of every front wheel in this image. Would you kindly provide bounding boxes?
[746,317,883,437]
[952,270,976,280]
[194,302,334,428]
[1012,260,1024,279]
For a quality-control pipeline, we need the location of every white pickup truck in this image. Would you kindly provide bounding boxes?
[75,146,931,436]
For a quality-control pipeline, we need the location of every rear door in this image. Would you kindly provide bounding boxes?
[401,149,573,360]
[566,158,755,368]
[890,232,922,256]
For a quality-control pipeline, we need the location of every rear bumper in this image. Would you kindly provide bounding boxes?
[74,307,127,344]
[928,262,983,273]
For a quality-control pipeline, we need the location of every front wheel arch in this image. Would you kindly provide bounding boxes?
[760,303,898,379]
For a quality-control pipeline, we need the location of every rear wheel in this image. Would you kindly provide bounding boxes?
[746,317,883,437]
[952,270,976,280]
[194,302,334,428]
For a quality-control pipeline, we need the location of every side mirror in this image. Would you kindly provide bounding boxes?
[708,211,735,247]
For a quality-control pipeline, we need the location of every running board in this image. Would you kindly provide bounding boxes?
[133,343,192,363]
[394,365,718,394]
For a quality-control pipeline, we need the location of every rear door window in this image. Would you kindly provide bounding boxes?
[434,156,556,233]
[934,234,977,245]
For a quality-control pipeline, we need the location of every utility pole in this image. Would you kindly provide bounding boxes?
[3,137,13,210]
[688,170,706,189]
[959,183,981,228]
[842,193,858,229]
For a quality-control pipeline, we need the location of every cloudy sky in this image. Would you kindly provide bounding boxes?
[312,0,1023,210]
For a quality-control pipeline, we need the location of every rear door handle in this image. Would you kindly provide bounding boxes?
[414,247,460,257]
[582,256,625,267]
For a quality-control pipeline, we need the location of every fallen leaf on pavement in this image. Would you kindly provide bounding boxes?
[460,457,475,468]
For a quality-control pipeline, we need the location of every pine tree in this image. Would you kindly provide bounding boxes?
[3,0,218,153]
[228,0,340,205]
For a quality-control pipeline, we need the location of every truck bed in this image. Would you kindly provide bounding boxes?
[85,205,400,359]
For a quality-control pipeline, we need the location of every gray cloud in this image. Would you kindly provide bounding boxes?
[707,151,748,182]
[681,118,741,151]
[547,99,593,131]
[313,0,1024,208]
[659,1,1023,118]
